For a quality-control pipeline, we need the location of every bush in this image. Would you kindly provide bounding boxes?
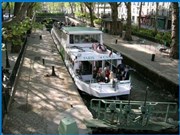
[94,18,102,25]
[130,26,171,45]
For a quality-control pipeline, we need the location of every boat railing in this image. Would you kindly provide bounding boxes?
[89,99,178,127]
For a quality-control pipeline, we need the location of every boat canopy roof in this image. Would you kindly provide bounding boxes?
[67,47,122,61]
[62,27,102,34]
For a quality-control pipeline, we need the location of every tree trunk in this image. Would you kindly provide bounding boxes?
[154,2,159,34]
[80,3,84,13]
[170,2,179,59]
[27,3,35,19]
[109,3,119,35]
[89,7,94,27]
[14,2,22,16]
[69,2,74,18]
[3,2,32,27]
[97,3,99,18]
[124,2,132,41]
[138,2,143,29]
[84,3,95,27]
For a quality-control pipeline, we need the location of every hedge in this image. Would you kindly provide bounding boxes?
[124,25,171,46]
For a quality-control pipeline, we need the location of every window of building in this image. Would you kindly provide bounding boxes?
[147,9,149,14]
[151,9,154,15]
[152,2,154,6]
[133,8,135,13]
[162,9,164,16]
[132,16,135,21]
[142,2,145,5]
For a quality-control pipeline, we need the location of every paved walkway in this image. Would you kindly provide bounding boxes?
[103,33,178,86]
[3,30,92,134]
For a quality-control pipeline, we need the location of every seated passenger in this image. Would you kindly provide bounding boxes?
[104,67,110,78]
[96,72,104,82]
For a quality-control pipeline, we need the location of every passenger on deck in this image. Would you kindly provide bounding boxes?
[104,67,110,83]
[96,72,105,82]
[116,68,123,80]
[122,66,130,80]
[117,63,125,72]
[93,66,97,79]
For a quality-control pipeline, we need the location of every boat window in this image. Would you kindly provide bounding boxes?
[69,34,100,44]
[70,35,74,44]
[74,35,80,43]
[80,61,92,75]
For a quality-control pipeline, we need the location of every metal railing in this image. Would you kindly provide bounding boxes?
[90,99,177,126]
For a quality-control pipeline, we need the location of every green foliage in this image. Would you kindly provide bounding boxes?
[155,32,171,46]
[75,12,85,18]
[128,25,171,45]
[3,17,32,46]
[94,18,102,25]
[32,22,44,30]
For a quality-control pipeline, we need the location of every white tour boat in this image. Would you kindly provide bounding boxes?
[51,25,131,98]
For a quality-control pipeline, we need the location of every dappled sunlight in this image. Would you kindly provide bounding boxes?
[121,43,156,55]
[4,29,91,134]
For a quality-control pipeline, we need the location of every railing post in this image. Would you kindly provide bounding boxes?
[164,104,170,122]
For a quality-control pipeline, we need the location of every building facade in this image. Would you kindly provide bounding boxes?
[94,2,172,30]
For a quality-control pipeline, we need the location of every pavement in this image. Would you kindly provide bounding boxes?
[103,33,178,86]
[3,30,92,134]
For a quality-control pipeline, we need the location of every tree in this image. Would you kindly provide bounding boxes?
[123,2,132,41]
[109,2,121,35]
[154,2,159,34]
[138,2,143,29]
[84,2,95,27]
[170,2,179,59]
[3,2,34,27]
[69,2,75,17]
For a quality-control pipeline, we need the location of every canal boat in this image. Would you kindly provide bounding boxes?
[51,25,131,98]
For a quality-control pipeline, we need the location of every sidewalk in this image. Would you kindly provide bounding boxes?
[103,33,178,86]
[3,30,92,134]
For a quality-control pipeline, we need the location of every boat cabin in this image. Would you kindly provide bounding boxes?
[66,46,123,83]
[60,27,103,48]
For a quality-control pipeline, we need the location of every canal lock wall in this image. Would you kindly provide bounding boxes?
[122,54,179,99]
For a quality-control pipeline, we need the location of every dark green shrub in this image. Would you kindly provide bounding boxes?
[94,18,102,25]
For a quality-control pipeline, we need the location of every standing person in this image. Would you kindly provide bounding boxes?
[93,66,97,79]
[123,66,130,80]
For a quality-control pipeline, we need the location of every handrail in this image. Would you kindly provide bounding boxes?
[90,99,177,126]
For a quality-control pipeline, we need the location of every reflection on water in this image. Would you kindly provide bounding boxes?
[130,71,177,102]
